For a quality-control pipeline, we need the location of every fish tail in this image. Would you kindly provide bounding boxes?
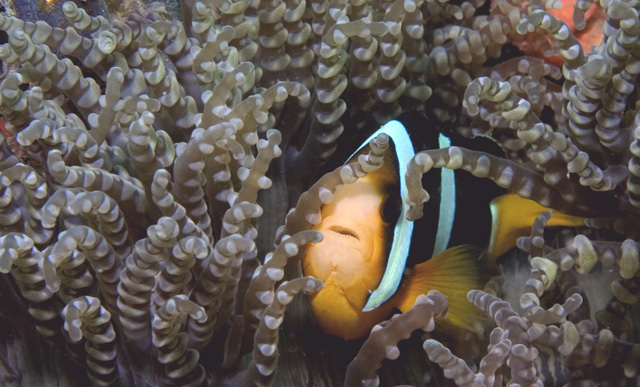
[488,194,585,260]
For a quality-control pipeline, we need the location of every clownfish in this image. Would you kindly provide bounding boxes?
[301,114,584,340]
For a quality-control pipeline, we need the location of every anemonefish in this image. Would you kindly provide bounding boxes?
[301,114,584,340]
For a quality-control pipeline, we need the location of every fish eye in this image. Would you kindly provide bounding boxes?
[381,192,401,224]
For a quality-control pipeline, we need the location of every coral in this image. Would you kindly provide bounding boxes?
[0,0,639,386]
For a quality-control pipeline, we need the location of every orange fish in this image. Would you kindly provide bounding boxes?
[302,118,584,340]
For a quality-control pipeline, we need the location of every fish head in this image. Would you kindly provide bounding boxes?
[302,154,401,339]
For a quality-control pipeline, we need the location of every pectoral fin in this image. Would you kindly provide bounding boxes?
[392,245,496,334]
[488,194,585,260]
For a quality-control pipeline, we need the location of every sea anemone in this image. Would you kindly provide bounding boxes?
[0,0,638,386]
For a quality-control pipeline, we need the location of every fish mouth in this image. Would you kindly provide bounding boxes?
[328,225,359,240]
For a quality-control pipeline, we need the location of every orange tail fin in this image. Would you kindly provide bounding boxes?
[488,194,585,260]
